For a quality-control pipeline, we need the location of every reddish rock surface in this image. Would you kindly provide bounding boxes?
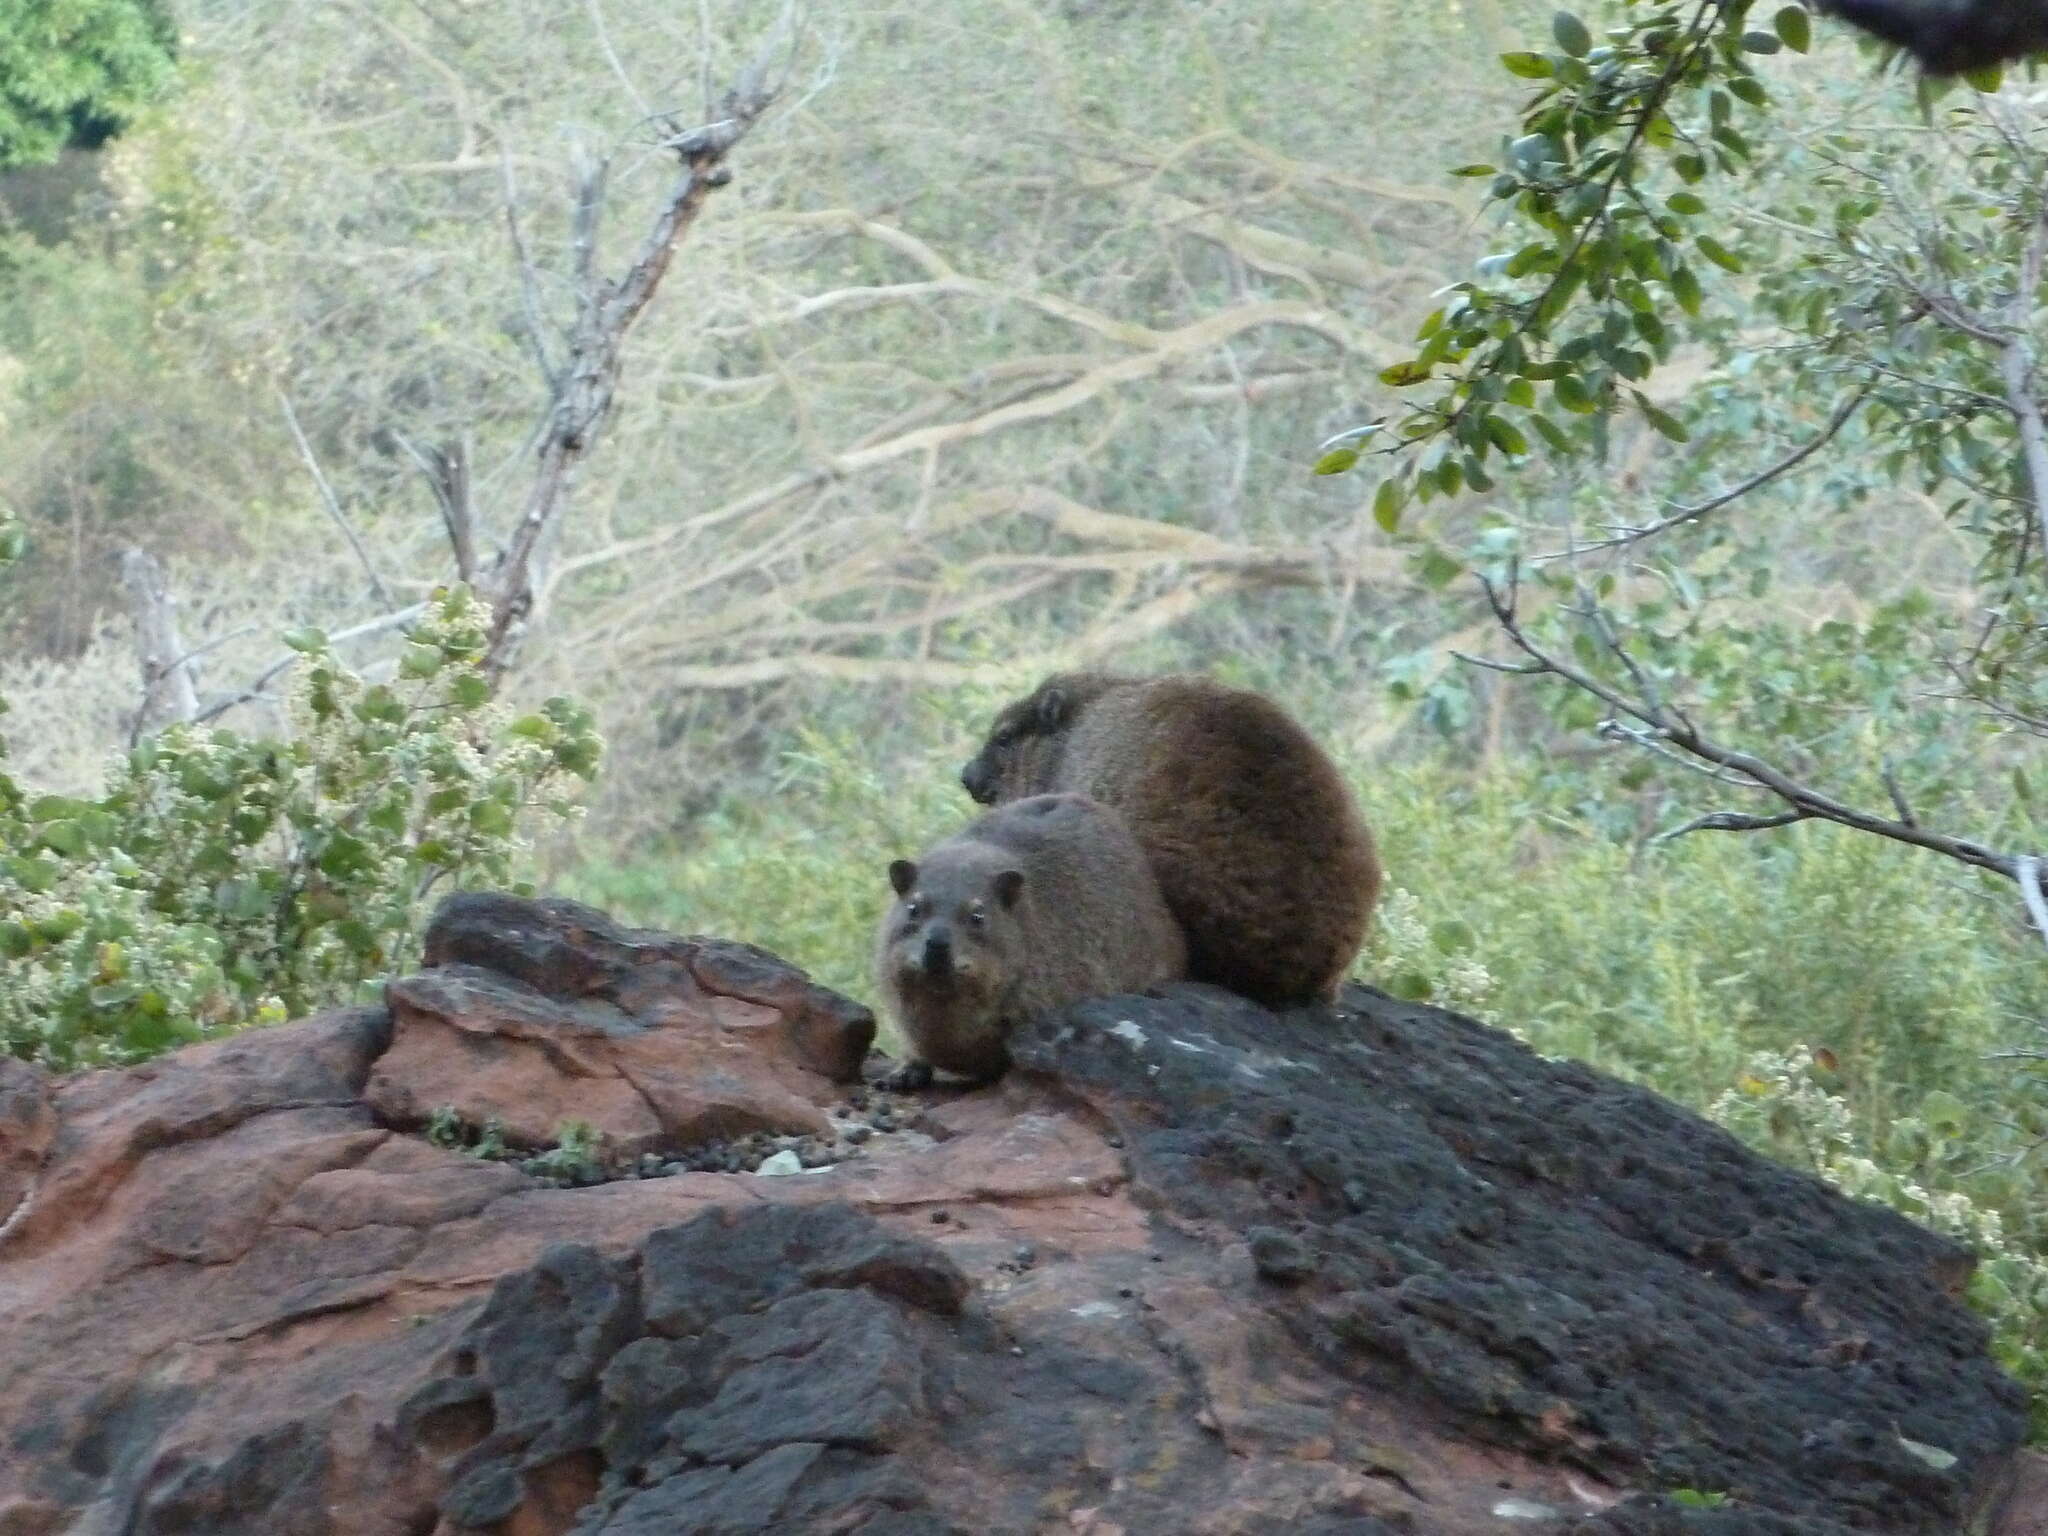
[366,893,873,1156]
[0,893,2035,1536]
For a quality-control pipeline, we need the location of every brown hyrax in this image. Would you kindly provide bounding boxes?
[873,792,1187,1089]
[959,672,1381,1008]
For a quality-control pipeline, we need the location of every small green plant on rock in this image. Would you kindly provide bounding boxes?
[0,542,602,1070]
[423,1109,610,1184]
[521,1119,608,1184]
[425,1107,509,1162]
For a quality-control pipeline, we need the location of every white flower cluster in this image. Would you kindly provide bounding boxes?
[1369,886,1500,1015]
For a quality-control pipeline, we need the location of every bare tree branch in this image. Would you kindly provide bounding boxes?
[481,77,780,680]
[1658,809,1813,841]
[278,389,396,610]
[393,431,478,582]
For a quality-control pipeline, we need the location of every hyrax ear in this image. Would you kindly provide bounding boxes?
[1034,684,1070,731]
[993,868,1025,908]
[889,859,918,897]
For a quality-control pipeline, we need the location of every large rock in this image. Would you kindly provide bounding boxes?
[0,893,2033,1535]
[367,893,876,1152]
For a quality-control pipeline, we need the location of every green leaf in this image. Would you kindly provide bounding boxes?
[1774,5,1810,51]
[1695,235,1745,273]
[282,626,328,654]
[1501,51,1554,79]
[1551,10,1592,56]
[40,820,85,857]
[1449,163,1497,178]
[1419,546,1465,588]
[1485,415,1530,456]
[1665,192,1706,216]
[1313,447,1361,476]
[426,786,471,816]
[398,644,443,680]
[1553,372,1598,414]
[1431,919,1477,954]
[1632,391,1690,442]
[1379,360,1434,387]
[449,673,491,709]
[1388,971,1434,1002]
[1669,1490,1729,1510]
[1372,477,1405,533]
[1920,1090,1970,1137]
[1528,414,1575,455]
[471,800,515,836]
[1740,29,1780,52]
[1670,264,1703,316]
[1963,64,2003,93]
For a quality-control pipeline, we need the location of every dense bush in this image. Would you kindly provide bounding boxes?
[0,576,600,1068]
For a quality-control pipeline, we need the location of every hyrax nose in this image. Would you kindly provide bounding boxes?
[960,760,991,803]
[921,929,955,977]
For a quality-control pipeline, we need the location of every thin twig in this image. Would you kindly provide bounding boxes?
[277,389,395,610]
[392,430,478,582]
[1539,384,1871,559]
[1881,760,1918,829]
[1450,650,1546,675]
[585,0,654,119]
[1658,809,1813,842]
[499,144,560,391]
[1477,565,2023,881]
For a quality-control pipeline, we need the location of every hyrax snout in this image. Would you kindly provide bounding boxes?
[960,672,1381,1008]
[874,792,1186,1089]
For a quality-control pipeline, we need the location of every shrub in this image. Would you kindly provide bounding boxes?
[0,574,601,1068]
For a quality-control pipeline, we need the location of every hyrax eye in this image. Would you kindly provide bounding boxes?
[904,899,923,920]
[966,906,988,929]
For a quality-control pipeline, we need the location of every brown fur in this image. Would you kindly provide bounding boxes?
[960,672,1381,1008]
[873,792,1187,1086]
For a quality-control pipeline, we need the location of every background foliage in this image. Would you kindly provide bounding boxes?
[0,0,175,168]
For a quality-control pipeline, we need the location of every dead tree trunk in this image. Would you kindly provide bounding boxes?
[118,548,202,740]
[482,90,777,682]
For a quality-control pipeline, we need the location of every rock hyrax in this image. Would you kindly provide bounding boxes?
[959,672,1380,1008]
[873,792,1187,1089]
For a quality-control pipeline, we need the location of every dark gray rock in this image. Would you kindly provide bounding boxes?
[1013,982,2030,1534]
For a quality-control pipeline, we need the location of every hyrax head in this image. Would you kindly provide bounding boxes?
[960,672,1117,805]
[882,844,1025,999]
